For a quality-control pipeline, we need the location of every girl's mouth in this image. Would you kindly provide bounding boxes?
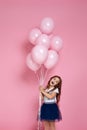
[51,81,54,85]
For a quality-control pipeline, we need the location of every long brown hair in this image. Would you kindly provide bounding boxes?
[46,75,62,103]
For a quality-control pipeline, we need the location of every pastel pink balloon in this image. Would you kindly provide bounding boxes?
[44,50,59,69]
[26,53,40,71]
[36,34,50,49]
[40,17,54,34]
[28,28,41,45]
[31,45,48,64]
[50,36,63,52]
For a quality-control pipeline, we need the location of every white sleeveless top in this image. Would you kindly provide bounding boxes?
[44,87,59,103]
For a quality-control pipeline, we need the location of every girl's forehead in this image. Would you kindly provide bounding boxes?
[52,77,59,80]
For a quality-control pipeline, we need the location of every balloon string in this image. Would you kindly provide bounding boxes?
[40,65,43,85]
[35,66,48,130]
[40,65,44,85]
[35,71,40,84]
[43,67,48,84]
[40,66,42,85]
[35,69,42,130]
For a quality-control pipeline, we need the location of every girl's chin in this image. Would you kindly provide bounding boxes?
[50,84,54,87]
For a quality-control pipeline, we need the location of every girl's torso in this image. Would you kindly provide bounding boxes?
[43,87,59,103]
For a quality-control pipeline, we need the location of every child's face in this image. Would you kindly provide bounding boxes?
[50,77,60,87]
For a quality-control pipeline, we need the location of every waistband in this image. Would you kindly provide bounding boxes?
[43,102,57,104]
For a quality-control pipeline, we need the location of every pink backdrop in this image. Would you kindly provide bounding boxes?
[0,0,87,130]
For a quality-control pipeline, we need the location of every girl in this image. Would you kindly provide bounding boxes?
[39,75,62,130]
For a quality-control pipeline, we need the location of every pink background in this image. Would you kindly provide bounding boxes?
[0,0,87,130]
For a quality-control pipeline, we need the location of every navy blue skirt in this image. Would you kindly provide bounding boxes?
[40,103,62,121]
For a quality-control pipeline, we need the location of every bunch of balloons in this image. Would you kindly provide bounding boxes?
[26,17,63,75]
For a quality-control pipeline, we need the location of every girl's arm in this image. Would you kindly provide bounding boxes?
[40,92,44,100]
[39,86,56,99]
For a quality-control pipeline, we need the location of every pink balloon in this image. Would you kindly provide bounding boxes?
[40,17,54,34]
[26,53,40,71]
[50,36,63,52]
[28,28,41,45]
[31,45,48,64]
[36,34,50,49]
[44,50,59,69]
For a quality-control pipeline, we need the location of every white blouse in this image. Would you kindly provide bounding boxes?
[44,87,59,103]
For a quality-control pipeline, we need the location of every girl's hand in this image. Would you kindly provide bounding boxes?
[39,86,44,92]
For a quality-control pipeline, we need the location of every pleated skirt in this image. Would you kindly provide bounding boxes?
[40,103,62,121]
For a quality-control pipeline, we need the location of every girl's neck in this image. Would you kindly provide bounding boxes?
[49,85,54,88]
[48,86,54,90]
